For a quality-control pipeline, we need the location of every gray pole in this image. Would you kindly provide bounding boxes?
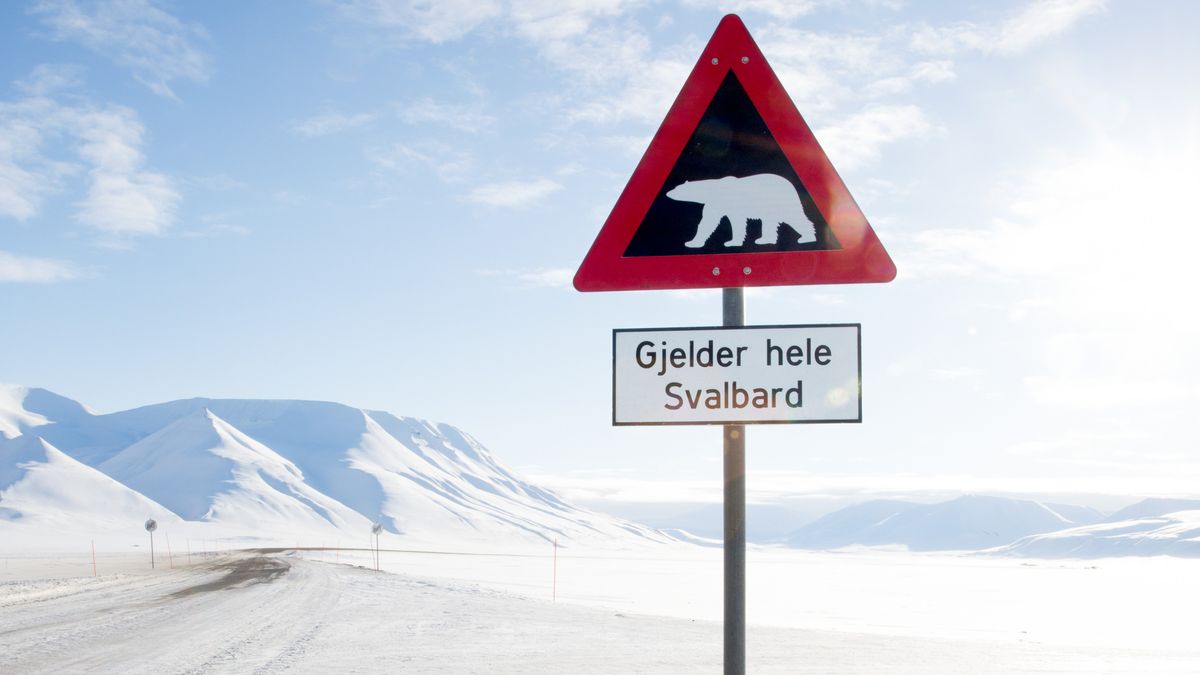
[149,531,155,570]
[723,287,746,675]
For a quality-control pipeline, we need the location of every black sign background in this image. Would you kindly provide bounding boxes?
[623,72,841,258]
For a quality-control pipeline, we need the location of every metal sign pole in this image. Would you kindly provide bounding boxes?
[145,519,158,570]
[371,523,383,571]
[722,287,746,675]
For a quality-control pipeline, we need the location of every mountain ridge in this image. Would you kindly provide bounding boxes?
[0,386,675,551]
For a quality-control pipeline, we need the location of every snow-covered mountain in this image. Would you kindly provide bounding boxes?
[0,385,675,550]
[0,386,91,440]
[1102,497,1200,523]
[781,495,1104,552]
[0,434,180,530]
[98,408,370,532]
[992,498,1200,558]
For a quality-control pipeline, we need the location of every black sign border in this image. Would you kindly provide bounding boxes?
[612,323,862,426]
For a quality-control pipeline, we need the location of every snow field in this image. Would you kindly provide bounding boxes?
[2,551,1197,674]
[4,541,1198,655]
[371,545,1200,653]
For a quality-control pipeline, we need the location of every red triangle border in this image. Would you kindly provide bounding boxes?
[574,14,897,292]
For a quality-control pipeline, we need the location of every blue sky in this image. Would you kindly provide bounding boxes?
[2,0,1197,506]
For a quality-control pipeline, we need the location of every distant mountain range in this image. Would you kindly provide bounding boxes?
[0,385,674,550]
[5,385,1197,558]
[994,499,1200,558]
[778,494,1200,558]
[780,495,1103,551]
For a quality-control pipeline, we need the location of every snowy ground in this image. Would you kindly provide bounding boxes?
[1,546,1198,673]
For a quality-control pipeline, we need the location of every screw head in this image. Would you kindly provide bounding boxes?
[741,56,749,64]
[712,267,721,276]
[743,266,751,275]
[711,57,719,65]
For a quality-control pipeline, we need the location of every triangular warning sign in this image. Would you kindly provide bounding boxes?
[574,14,896,292]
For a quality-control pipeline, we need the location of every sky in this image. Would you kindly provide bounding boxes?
[2,0,1198,509]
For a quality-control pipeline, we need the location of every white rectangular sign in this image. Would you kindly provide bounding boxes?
[613,324,861,426]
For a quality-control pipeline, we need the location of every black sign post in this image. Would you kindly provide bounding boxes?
[723,288,746,674]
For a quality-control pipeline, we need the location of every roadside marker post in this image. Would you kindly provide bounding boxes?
[574,15,895,675]
[371,523,383,571]
[144,518,158,570]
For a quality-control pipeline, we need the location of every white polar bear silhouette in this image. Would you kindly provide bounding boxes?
[666,173,816,248]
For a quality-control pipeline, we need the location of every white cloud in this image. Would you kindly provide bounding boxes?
[76,169,177,235]
[15,64,85,96]
[810,293,845,305]
[910,0,1106,56]
[930,367,977,381]
[815,104,932,170]
[757,28,890,120]
[178,216,250,239]
[31,0,212,99]
[67,105,179,235]
[992,0,1107,54]
[481,267,575,288]
[0,250,80,283]
[508,0,644,43]
[368,141,476,182]
[568,43,693,124]
[290,112,375,138]
[905,138,1199,300]
[0,98,71,221]
[340,0,686,125]
[0,87,179,236]
[600,134,654,157]
[337,0,502,43]
[865,60,955,97]
[292,99,491,144]
[679,0,825,20]
[0,156,51,221]
[395,98,493,132]
[903,129,1200,415]
[332,1,1099,135]
[516,267,574,288]
[467,178,561,207]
